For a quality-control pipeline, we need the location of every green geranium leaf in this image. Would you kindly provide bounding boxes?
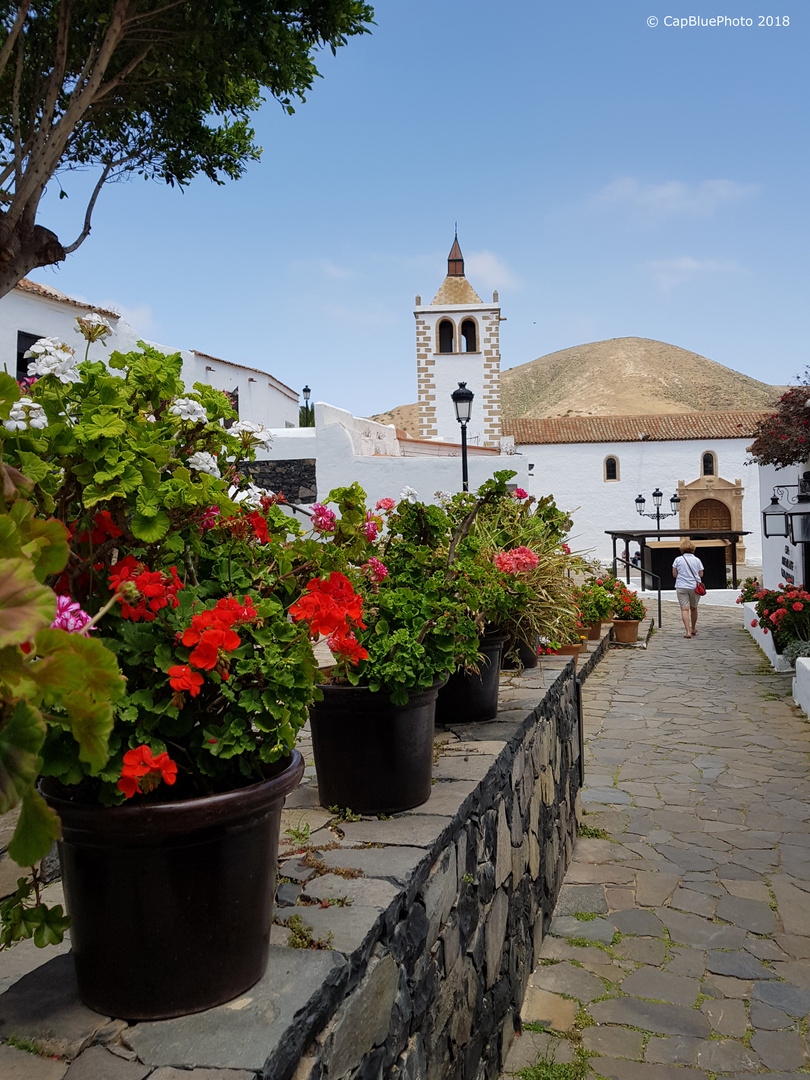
[131,510,171,542]
[0,559,56,648]
[15,452,50,484]
[0,700,46,814]
[8,789,61,867]
[0,372,21,417]
[79,413,127,440]
[31,903,71,947]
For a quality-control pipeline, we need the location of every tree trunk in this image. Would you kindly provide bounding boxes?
[0,213,66,299]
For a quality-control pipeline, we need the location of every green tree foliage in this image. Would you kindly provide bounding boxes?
[0,0,374,293]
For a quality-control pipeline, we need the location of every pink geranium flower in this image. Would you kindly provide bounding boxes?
[51,595,94,635]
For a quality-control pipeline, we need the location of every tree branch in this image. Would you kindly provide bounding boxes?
[63,160,114,253]
[92,45,154,103]
[11,35,24,187]
[0,1,30,82]
[36,0,72,142]
[122,0,189,26]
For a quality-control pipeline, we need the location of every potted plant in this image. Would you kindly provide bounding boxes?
[573,578,615,639]
[0,329,332,1018]
[296,482,494,810]
[749,583,810,655]
[611,584,647,643]
[466,486,581,669]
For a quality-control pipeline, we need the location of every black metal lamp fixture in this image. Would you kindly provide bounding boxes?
[451,381,474,492]
[762,496,789,539]
[635,489,680,531]
[787,473,810,545]
[302,384,311,426]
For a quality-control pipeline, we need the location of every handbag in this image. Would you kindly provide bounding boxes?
[686,554,706,594]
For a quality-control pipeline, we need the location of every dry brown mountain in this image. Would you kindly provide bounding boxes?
[502,337,780,419]
[369,337,781,435]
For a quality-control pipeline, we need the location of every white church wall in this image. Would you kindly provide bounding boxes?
[758,461,803,588]
[259,403,527,507]
[517,437,761,564]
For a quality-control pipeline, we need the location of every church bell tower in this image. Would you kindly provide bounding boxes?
[414,235,502,446]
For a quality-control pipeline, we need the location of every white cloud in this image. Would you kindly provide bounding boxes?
[315,258,359,280]
[645,255,742,294]
[326,303,397,327]
[592,178,758,222]
[464,250,521,290]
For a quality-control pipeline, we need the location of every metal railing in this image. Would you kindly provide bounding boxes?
[611,556,663,629]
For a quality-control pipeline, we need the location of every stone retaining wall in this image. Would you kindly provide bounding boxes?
[0,637,609,1080]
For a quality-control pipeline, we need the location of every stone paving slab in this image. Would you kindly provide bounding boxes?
[500,605,810,1080]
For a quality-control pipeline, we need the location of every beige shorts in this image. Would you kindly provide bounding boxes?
[677,588,698,609]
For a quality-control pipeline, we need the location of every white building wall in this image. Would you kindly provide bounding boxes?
[758,461,803,588]
[260,403,527,508]
[1,287,298,429]
[517,438,761,564]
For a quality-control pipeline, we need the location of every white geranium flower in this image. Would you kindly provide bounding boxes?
[400,485,419,504]
[170,397,208,424]
[229,419,273,448]
[227,482,267,509]
[3,398,49,432]
[3,403,27,432]
[74,312,113,343]
[187,451,221,478]
[434,490,453,506]
[25,338,81,384]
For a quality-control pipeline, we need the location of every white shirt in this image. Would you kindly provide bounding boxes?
[673,554,703,590]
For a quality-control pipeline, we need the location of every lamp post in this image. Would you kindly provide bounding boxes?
[302,384,312,427]
[635,488,681,535]
[451,381,474,492]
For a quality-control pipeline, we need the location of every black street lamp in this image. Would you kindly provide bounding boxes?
[302,384,312,427]
[635,488,681,534]
[451,381,474,492]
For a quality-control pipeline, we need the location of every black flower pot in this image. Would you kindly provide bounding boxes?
[501,633,540,670]
[309,679,444,815]
[435,630,509,724]
[40,751,303,1020]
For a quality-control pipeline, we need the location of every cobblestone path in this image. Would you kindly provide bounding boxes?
[504,604,810,1079]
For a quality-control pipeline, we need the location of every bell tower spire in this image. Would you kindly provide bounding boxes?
[448,230,464,277]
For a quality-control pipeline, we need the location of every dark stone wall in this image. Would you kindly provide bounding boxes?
[242,459,317,504]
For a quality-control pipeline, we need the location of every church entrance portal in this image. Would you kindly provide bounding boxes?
[689,499,732,531]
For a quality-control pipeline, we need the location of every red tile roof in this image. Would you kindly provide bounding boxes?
[15,278,120,320]
[504,411,770,445]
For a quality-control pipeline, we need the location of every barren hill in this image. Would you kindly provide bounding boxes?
[501,337,780,419]
[369,337,781,435]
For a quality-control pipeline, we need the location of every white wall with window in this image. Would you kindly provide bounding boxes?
[1,279,299,429]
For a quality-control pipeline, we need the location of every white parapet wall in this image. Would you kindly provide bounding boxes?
[743,601,794,673]
[793,658,810,716]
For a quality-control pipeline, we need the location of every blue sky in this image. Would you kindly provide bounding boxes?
[34,0,808,418]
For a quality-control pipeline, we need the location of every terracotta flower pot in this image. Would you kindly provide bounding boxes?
[41,751,303,1020]
[585,621,602,641]
[612,619,641,644]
